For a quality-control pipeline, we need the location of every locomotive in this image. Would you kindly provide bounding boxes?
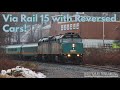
[4,32,84,64]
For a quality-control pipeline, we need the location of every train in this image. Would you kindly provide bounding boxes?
[4,32,84,64]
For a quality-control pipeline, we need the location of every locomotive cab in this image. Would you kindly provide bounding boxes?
[61,33,84,64]
[37,32,84,64]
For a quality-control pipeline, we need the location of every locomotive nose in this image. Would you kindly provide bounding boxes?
[72,43,76,50]
[62,43,84,54]
[72,44,75,48]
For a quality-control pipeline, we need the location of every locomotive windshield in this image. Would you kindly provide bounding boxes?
[73,38,82,42]
[62,38,82,43]
[62,33,82,43]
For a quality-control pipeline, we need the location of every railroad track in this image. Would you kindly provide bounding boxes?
[40,61,120,73]
[36,61,120,74]
[80,64,120,73]
[7,58,120,74]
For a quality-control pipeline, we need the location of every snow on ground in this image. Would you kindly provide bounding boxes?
[0,66,46,78]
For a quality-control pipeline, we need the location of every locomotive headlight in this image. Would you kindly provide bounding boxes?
[67,54,71,57]
[77,54,80,57]
[72,44,75,47]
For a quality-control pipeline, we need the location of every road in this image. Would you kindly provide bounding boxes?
[37,62,119,78]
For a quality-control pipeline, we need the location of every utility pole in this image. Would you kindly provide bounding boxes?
[103,22,105,47]
[102,12,108,47]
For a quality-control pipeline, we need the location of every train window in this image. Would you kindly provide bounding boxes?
[62,38,72,43]
[62,38,81,43]
[73,38,82,42]
[8,48,17,51]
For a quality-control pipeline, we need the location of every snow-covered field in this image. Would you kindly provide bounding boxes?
[0,66,46,78]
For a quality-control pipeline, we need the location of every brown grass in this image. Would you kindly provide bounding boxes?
[83,48,120,66]
[0,58,39,78]
[0,75,15,78]
[0,59,18,71]
[17,61,39,70]
[0,57,39,71]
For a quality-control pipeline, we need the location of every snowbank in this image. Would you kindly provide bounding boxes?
[0,66,46,78]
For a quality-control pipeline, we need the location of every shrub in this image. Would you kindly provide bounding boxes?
[83,48,120,65]
[0,59,18,71]
[0,59,39,72]
[18,61,39,70]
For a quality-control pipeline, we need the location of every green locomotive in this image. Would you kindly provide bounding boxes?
[38,32,84,64]
[4,32,84,64]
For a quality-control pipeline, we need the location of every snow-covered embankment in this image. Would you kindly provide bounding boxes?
[0,66,46,78]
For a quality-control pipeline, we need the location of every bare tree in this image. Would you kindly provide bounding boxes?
[0,12,6,46]
[0,12,6,57]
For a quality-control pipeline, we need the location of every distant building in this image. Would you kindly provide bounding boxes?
[50,21,120,48]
